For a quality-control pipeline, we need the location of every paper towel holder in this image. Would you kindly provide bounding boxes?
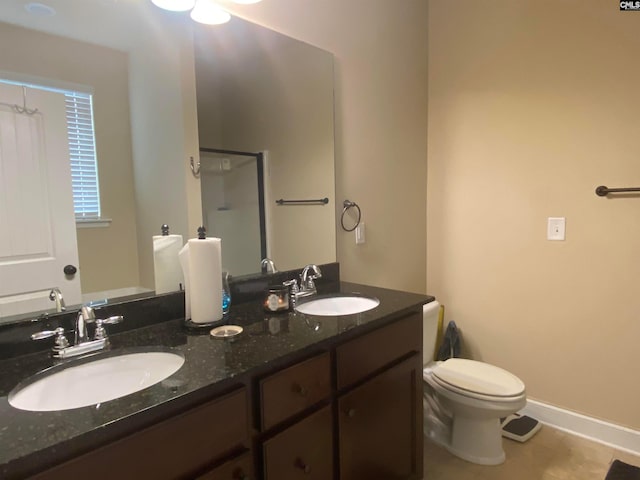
[189,156,200,178]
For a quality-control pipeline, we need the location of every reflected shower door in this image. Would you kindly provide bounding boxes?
[199,148,266,277]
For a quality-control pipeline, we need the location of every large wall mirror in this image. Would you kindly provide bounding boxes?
[0,0,336,324]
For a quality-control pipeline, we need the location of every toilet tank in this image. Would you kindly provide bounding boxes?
[422,301,441,366]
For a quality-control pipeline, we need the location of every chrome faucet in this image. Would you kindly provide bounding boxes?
[32,305,124,359]
[284,264,322,306]
[300,264,322,295]
[261,258,278,274]
[49,288,66,313]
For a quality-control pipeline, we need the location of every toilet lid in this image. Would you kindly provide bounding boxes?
[432,358,525,397]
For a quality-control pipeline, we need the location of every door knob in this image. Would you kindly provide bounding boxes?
[63,264,77,276]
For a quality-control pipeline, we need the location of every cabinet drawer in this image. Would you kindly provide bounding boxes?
[263,405,333,479]
[32,388,249,480]
[196,451,253,480]
[260,352,330,430]
[336,311,421,389]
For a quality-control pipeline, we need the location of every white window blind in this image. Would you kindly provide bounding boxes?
[65,92,100,219]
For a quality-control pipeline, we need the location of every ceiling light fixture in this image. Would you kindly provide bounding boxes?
[151,0,255,25]
[190,0,231,24]
[151,0,196,12]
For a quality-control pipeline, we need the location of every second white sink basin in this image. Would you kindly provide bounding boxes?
[295,295,380,316]
[9,350,185,412]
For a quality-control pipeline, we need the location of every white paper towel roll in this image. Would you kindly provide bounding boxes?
[180,237,223,323]
[153,235,184,295]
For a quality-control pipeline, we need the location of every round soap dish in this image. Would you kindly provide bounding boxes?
[210,325,243,339]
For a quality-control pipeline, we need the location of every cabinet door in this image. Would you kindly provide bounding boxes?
[196,451,253,480]
[263,405,333,479]
[338,355,423,480]
[31,388,249,480]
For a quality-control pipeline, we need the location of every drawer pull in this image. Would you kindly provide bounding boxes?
[346,408,356,418]
[295,458,312,474]
[291,382,308,397]
[232,469,249,480]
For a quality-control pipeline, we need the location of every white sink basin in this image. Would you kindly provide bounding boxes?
[295,295,380,316]
[9,351,185,412]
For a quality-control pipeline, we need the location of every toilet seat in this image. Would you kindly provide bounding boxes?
[428,358,525,401]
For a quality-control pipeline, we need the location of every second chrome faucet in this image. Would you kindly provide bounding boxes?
[283,264,323,307]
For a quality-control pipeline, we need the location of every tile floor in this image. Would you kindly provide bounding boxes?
[423,425,640,479]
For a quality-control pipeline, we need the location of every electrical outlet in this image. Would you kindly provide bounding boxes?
[355,222,365,244]
[547,217,566,241]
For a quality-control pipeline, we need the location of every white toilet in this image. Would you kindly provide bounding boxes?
[422,301,526,465]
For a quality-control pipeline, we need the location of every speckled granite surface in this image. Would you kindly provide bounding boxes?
[0,281,432,479]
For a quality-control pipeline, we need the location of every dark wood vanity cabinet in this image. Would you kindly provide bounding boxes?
[31,311,422,480]
[336,313,423,480]
[258,311,423,480]
[31,388,251,480]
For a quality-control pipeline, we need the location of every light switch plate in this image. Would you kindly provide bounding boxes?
[355,222,365,244]
[547,217,566,241]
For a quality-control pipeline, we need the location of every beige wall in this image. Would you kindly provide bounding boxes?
[0,22,139,294]
[220,0,429,292]
[427,0,640,430]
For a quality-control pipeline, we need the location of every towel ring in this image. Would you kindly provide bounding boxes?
[341,200,361,232]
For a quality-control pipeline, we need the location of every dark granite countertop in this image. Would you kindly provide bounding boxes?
[0,281,432,479]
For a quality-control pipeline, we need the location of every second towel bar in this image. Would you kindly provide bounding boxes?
[276,198,329,205]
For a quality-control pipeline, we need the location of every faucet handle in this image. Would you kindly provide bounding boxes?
[101,315,124,325]
[283,278,299,294]
[31,327,69,350]
[94,315,124,340]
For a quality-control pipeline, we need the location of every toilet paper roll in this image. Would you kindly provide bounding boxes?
[186,237,223,324]
[153,235,184,295]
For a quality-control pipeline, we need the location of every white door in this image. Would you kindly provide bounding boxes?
[0,83,81,317]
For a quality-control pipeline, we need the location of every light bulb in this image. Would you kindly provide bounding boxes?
[190,0,231,24]
[151,0,196,12]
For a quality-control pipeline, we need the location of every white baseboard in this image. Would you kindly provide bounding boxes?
[520,399,640,455]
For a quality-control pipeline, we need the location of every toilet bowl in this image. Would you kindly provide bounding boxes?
[422,302,526,465]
